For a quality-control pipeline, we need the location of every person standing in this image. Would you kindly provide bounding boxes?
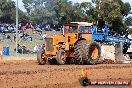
[42,33,47,39]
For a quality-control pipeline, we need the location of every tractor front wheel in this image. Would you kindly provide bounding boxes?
[37,50,47,65]
[57,49,67,65]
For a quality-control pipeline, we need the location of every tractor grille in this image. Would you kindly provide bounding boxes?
[45,38,54,52]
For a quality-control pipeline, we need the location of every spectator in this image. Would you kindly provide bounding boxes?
[125,29,129,38]
[21,45,30,54]
[32,44,43,54]
[7,35,12,42]
[120,32,124,37]
[14,44,30,54]
[23,32,29,40]
[2,33,6,41]
[53,32,56,36]
[14,34,16,42]
[33,44,38,53]
[36,32,43,40]
[26,36,32,42]
[42,33,47,39]
[28,23,33,28]
[14,44,22,53]
[32,44,39,54]
[1,25,4,33]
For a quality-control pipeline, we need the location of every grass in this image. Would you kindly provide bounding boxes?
[0,29,60,60]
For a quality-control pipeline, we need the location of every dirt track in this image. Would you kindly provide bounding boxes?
[0,60,132,88]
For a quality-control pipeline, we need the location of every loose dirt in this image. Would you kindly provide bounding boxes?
[0,60,132,88]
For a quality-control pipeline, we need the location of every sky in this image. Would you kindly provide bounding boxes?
[12,0,132,12]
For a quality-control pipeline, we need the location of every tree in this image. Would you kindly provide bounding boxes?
[91,0,131,32]
[30,6,53,24]
[53,0,94,25]
[0,0,27,23]
[23,0,58,14]
[114,0,131,16]
[0,0,16,23]
[23,0,57,24]
[22,0,35,14]
[22,0,131,32]
[22,0,94,25]
[125,16,132,26]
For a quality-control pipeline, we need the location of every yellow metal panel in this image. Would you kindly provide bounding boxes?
[65,33,78,45]
[52,36,66,45]
[65,42,69,50]
[45,51,56,55]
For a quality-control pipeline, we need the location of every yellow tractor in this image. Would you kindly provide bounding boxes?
[37,22,101,65]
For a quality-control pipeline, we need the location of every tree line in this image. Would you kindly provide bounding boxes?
[0,0,131,32]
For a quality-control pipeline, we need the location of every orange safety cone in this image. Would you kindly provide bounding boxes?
[81,69,87,77]
[80,69,90,86]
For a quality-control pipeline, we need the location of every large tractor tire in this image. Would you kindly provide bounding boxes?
[57,49,67,65]
[37,50,47,65]
[85,41,101,65]
[74,40,86,64]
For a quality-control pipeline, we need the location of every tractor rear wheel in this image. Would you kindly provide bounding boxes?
[37,50,47,65]
[85,41,101,65]
[57,49,67,65]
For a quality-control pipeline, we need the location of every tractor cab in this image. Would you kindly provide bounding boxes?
[64,22,93,34]
[63,22,93,42]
